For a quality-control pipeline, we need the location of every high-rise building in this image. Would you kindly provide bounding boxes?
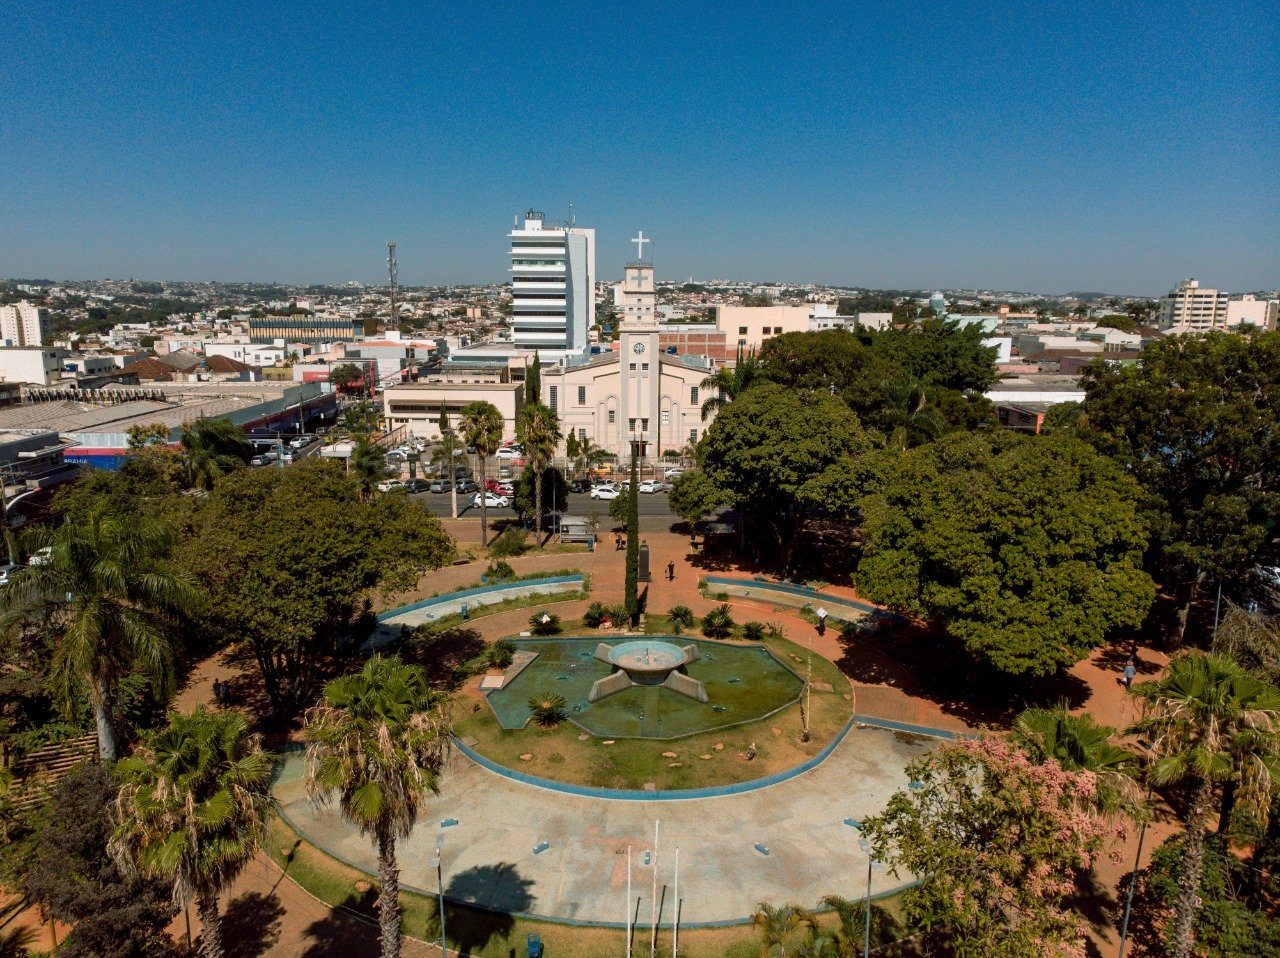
[0,300,51,346]
[509,210,595,354]
[1157,279,1229,332]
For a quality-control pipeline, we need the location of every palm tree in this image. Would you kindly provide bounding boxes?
[700,348,765,420]
[460,401,504,546]
[304,656,451,958]
[1129,652,1280,958]
[753,901,807,957]
[879,381,946,450]
[111,707,274,958]
[2,507,200,760]
[1012,704,1139,813]
[516,402,561,547]
[180,418,252,490]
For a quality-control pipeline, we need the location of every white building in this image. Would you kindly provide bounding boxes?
[715,304,812,350]
[0,301,51,347]
[1157,279,1229,332]
[509,209,595,355]
[0,347,67,386]
[1226,295,1278,330]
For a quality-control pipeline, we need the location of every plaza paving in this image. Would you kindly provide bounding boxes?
[274,723,935,926]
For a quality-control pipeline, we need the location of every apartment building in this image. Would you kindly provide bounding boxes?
[509,209,595,355]
[1157,279,1228,332]
[0,301,51,346]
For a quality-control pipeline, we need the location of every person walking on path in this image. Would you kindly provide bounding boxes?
[1122,660,1137,691]
[667,561,675,581]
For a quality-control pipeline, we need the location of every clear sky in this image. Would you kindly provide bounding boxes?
[2,0,1276,294]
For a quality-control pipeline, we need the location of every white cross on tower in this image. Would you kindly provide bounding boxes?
[632,230,650,262]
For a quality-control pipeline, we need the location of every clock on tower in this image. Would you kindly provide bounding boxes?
[632,342,645,354]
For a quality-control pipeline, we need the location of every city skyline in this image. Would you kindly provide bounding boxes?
[2,1,1276,295]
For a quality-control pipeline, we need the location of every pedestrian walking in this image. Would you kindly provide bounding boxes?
[667,561,675,581]
[615,534,623,551]
[1122,661,1136,691]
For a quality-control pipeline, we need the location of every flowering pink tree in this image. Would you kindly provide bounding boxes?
[860,737,1124,958]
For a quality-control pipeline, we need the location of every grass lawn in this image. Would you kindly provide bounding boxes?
[453,632,854,791]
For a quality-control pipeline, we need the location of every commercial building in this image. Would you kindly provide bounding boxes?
[0,347,67,386]
[714,304,813,351]
[1225,295,1279,330]
[248,313,368,345]
[1157,279,1229,332]
[383,379,525,442]
[509,209,595,354]
[0,301,51,347]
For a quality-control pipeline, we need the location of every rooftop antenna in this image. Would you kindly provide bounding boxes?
[387,241,398,326]
[568,199,575,227]
[513,213,518,227]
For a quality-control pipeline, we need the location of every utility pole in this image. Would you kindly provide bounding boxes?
[650,820,660,958]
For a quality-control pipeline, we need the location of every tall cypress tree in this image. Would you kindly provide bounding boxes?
[625,444,640,624]
[526,351,542,405]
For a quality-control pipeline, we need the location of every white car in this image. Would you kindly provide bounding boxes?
[27,546,52,566]
[377,479,406,493]
[288,436,310,449]
[0,563,18,587]
[590,485,620,500]
[638,479,669,494]
[495,445,523,460]
[250,455,270,467]
[471,492,510,508]
[663,466,685,479]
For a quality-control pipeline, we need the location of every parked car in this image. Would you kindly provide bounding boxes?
[280,449,296,464]
[638,479,669,494]
[569,478,591,493]
[250,455,270,467]
[590,485,620,500]
[495,444,523,459]
[377,479,406,493]
[385,449,408,463]
[664,466,685,479]
[0,563,18,587]
[470,492,510,509]
[429,479,453,493]
[456,478,479,494]
[403,478,430,493]
[27,547,52,567]
[288,436,310,449]
[496,482,515,496]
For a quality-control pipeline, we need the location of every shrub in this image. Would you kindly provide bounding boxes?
[740,621,766,641]
[668,618,684,636]
[485,559,516,582]
[701,603,735,639]
[765,622,785,640]
[485,640,515,669]
[530,611,562,635]
[488,526,529,558]
[583,601,610,628]
[668,605,696,627]
[528,693,567,727]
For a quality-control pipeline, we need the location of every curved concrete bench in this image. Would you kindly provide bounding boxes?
[363,574,587,653]
[702,575,903,627]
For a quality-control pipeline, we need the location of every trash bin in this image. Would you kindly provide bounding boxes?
[460,603,468,621]
[526,932,543,957]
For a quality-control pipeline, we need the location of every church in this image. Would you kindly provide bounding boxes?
[542,233,713,459]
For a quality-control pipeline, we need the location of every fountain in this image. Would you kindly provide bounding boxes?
[588,640,708,702]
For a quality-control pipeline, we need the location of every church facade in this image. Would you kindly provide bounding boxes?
[543,236,713,459]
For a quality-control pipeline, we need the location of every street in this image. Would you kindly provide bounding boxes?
[408,490,678,521]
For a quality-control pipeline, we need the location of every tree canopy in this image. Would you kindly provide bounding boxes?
[699,383,874,565]
[1080,332,1280,620]
[857,431,1155,676]
[178,461,455,713]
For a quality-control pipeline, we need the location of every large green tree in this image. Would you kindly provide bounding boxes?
[857,431,1155,676]
[1129,652,1280,958]
[667,470,727,542]
[459,401,504,547]
[179,461,454,714]
[699,384,873,566]
[2,508,200,759]
[699,348,765,420]
[515,402,560,546]
[305,656,451,958]
[1080,332,1280,639]
[111,707,273,958]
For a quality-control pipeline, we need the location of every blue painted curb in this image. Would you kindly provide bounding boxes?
[702,575,906,624]
[376,575,586,622]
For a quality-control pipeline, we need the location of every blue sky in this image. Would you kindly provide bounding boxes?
[2,0,1276,294]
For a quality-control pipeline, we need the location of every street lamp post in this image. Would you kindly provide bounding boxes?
[1117,780,1156,958]
[433,833,447,958]
[857,836,882,958]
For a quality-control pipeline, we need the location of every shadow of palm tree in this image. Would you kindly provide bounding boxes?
[443,862,536,956]
[221,890,285,958]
